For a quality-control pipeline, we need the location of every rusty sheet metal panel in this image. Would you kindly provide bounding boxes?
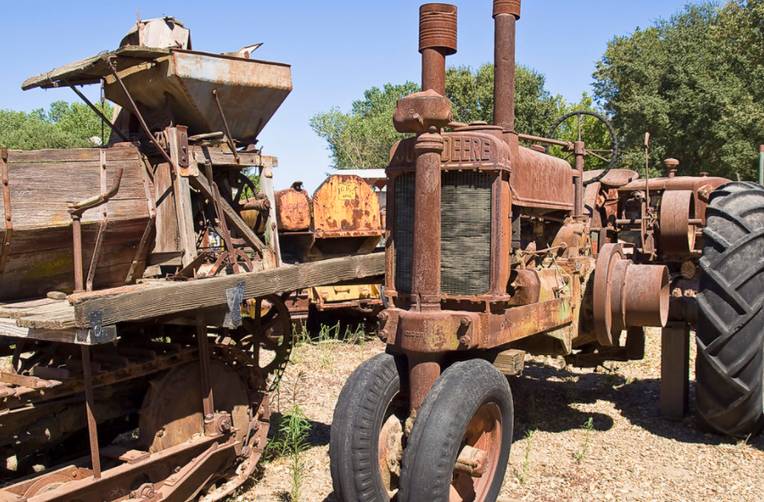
[275,183,311,232]
[104,50,293,143]
[312,175,383,238]
[511,145,574,211]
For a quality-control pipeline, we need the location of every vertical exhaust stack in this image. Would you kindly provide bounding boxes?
[493,0,521,139]
[419,3,457,94]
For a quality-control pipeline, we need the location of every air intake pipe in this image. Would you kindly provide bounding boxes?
[493,0,521,134]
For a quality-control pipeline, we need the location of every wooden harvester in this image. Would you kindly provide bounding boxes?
[0,17,383,501]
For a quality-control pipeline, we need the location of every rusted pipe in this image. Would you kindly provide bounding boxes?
[419,3,457,94]
[574,140,585,217]
[408,354,442,413]
[196,313,215,423]
[419,4,456,89]
[412,132,444,309]
[493,0,521,133]
[622,264,669,328]
[81,345,101,479]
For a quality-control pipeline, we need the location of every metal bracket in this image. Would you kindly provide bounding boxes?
[0,148,12,273]
[223,281,245,329]
[75,311,117,345]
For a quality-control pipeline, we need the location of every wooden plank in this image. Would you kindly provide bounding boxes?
[660,323,690,420]
[0,371,60,389]
[152,162,180,255]
[192,147,277,169]
[70,252,385,328]
[493,349,525,376]
[0,298,58,318]
[0,318,116,345]
[9,301,75,329]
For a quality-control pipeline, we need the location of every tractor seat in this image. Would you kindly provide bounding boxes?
[584,168,640,188]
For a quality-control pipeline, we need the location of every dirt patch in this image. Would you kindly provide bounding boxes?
[235,332,764,501]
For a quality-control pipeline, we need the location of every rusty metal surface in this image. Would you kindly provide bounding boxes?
[394,90,453,134]
[411,133,446,309]
[583,168,639,188]
[104,49,292,143]
[659,190,697,256]
[419,3,457,94]
[593,244,669,346]
[511,145,575,211]
[275,182,311,232]
[493,0,520,133]
[312,175,383,238]
[494,0,521,17]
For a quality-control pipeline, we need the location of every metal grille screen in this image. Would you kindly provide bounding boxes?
[393,173,416,294]
[393,171,493,296]
[441,172,492,295]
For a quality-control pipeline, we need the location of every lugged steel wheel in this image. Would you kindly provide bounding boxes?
[696,182,764,436]
[399,359,513,502]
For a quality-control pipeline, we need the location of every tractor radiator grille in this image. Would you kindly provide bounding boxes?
[393,171,493,296]
[441,171,492,295]
[393,173,416,294]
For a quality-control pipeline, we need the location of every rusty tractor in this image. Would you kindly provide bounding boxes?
[0,17,384,501]
[330,2,764,501]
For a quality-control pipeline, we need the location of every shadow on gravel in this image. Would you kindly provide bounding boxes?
[510,361,763,451]
[268,411,332,450]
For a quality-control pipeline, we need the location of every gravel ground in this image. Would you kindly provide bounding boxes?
[235,331,764,502]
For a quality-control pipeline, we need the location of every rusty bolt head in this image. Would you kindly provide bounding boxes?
[216,413,233,434]
[394,90,453,134]
[419,3,457,55]
[664,158,679,177]
[494,0,521,19]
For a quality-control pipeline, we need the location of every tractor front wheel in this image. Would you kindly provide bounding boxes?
[399,359,513,502]
[330,353,408,501]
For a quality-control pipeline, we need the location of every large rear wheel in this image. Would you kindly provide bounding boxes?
[696,182,764,436]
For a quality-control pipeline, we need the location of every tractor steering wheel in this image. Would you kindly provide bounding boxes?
[546,110,619,186]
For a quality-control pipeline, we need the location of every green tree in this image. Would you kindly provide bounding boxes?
[311,65,577,169]
[0,101,113,150]
[593,1,764,180]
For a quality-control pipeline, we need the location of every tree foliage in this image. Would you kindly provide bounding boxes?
[593,0,764,179]
[0,101,113,150]
[311,65,576,169]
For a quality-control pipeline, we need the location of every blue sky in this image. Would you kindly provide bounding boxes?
[0,1,700,190]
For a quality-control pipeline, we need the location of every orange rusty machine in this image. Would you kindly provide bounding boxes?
[330,2,764,501]
[274,175,385,319]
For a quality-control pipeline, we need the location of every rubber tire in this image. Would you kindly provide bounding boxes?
[399,359,513,502]
[697,182,764,437]
[330,353,405,501]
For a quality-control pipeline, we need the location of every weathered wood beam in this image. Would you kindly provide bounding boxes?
[70,252,385,328]
[191,147,277,169]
